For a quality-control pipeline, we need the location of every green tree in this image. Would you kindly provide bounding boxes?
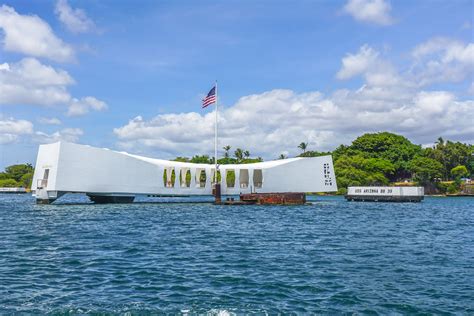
[243,150,250,159]
[223,145,231,158]
[217,157,237,165]
[20,173,34,188]
[0,179,18,187]
[243,157,263,164]
[424,140,473,180]
[299,150,331,158]
[408,156,443,185]
[5,164,34,182]
[234,148,244,161]
[334,155,393,188]
[435,182,449,194]
[278,154,287,159]
[329,145,347,164]
[363,158,395,175]
[173,157,190,162]
[450,165,469,179]
[349,132,421,180]
[447,182,460,194]
[190,155,212,164]
[298,142,308,153]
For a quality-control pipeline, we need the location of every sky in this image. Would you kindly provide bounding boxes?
[0,0,473,168]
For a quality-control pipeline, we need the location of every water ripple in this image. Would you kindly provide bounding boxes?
[0,194,473,314]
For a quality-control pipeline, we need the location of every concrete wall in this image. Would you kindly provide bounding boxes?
[31,142,61,193]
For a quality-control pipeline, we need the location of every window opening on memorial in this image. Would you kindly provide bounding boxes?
[240,169,249,188]
[196,169,206,188]
[163,168,175,188]
[253,169,263,188]
[226,170,236,188]
[180,169,191,188]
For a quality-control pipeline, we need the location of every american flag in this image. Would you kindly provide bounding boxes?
[202,86,216,108]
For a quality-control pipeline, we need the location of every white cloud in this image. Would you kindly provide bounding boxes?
[412,37,474,64]
[33,128,83,144]
[113,88,473,159]
[0,117,34,144]
[411,37,474,85]
[336,45,406,100]
[38,117,62,125]
[55,0,95,33]
[0,58,107,115]
[336,44,380,79]
[343,0,393,26]
[1,57,73,87]
[0,116,82,145]
[338,40,473,88]
[0,57,73,106]
[0,5,74,62]
[413,91,455,114]
[67,97,107,116]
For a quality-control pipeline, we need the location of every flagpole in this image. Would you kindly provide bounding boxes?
[214,80,218,184]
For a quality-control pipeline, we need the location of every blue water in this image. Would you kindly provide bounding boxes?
[0,194,473,315]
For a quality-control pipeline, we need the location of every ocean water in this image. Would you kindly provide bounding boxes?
[0,194,473,315]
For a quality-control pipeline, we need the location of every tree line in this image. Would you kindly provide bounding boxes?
[0,164,34,188]
[294,133,473,194]
[173,146,263,165]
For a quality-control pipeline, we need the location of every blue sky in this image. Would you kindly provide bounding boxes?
[0,0,473,168]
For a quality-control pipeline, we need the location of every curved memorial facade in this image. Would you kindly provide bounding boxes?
[32,142,337,203]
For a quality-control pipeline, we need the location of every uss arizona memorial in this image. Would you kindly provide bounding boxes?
[32,142,338,204]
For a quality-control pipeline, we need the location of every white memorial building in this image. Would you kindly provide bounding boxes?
[32,142,337,203]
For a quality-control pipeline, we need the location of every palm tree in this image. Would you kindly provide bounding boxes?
[298,142,308,153]
[435,137,444,150]
[244,150,250,158]
[435,137,447,180]
[234,148,244,161]
[278,154,287,160]
[223,145,231,158]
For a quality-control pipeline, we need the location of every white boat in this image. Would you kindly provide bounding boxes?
[346,186,424,202]
[32,142,338,204]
